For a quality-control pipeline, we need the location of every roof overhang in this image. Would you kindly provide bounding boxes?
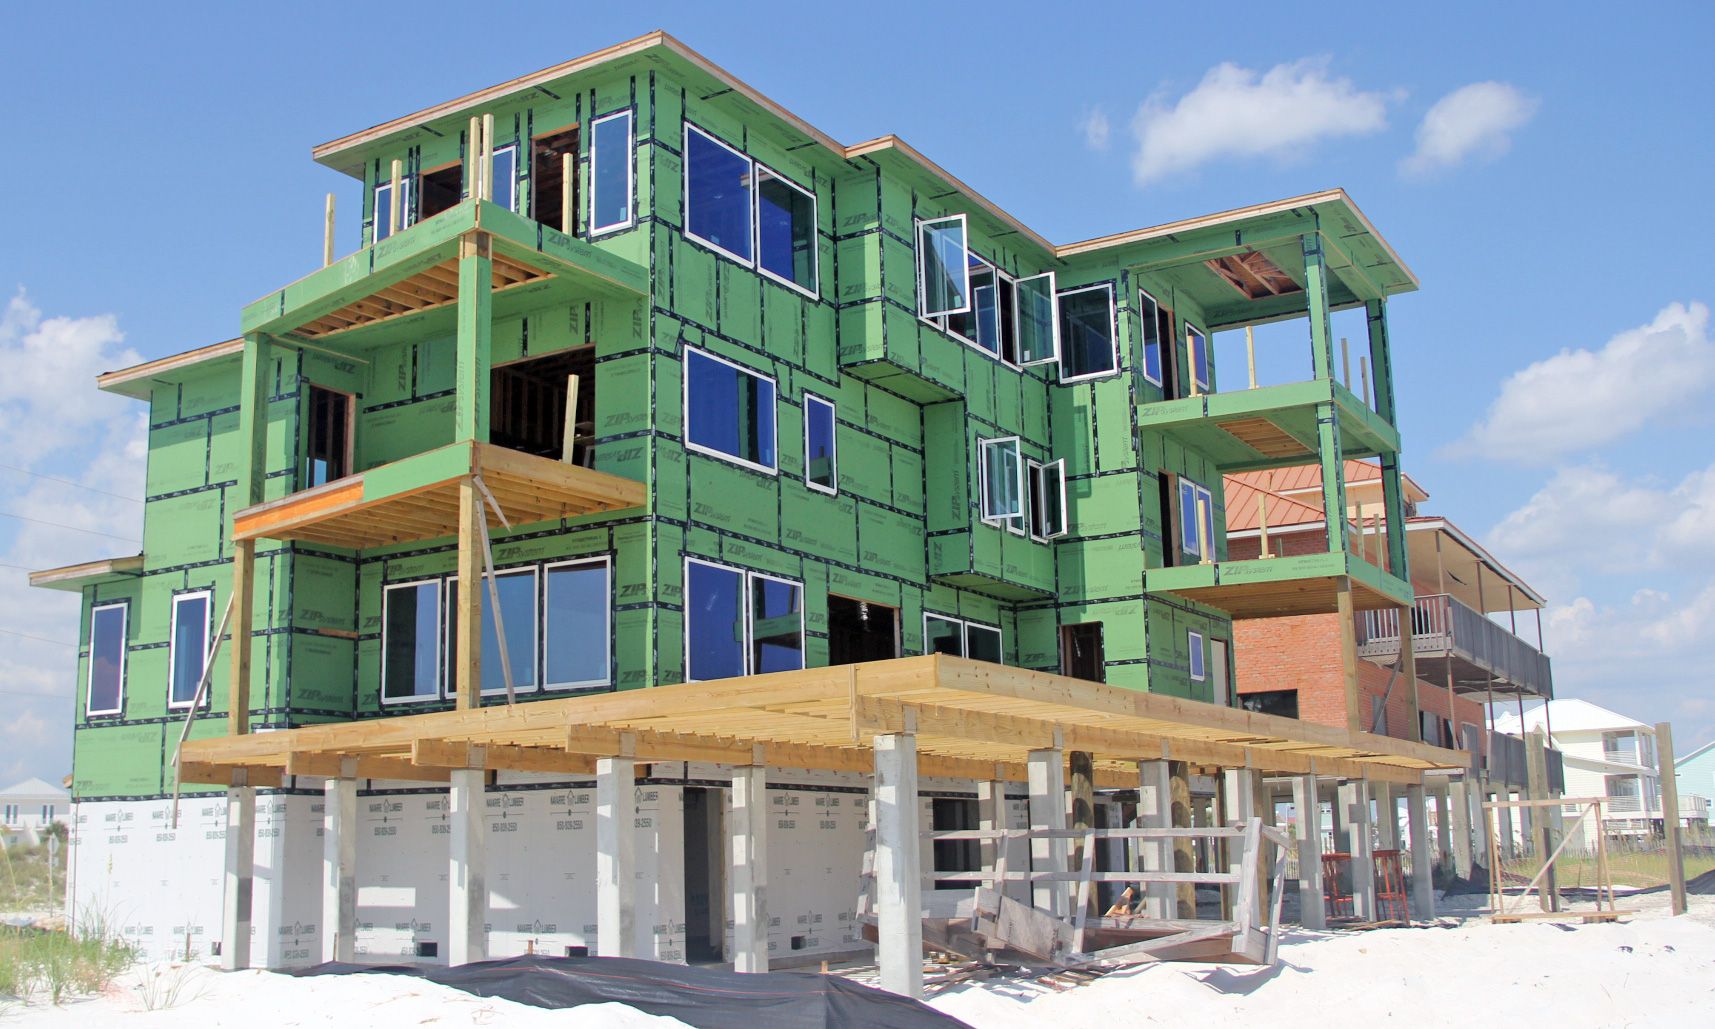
[1407,518,1546,610]
[28,554,145,591]
[97,339,242,399]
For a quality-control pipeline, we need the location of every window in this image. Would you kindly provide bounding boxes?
[305,385,352,487]
[419,164,463,220]
[590,111,633,234]
[1028,459,1068,541]
[1178,479,1216,560]
[1188,630,1206,681]
[1242,689,1299,718]
[373,176,414,242]
[167,590,212,709]
[685,559,804,681]
[756,164,817,295]
[944,255,998,355]
[917,215,970,318]
[383,580,442,703]
[2,806,14,825]
[1058,284,1117,381]
[544,558,611,690]
[490,143,518,212]
[448,568,540,696]
[1139,290,1163,386]
[684,348,778,473]
[86,602,127,716]
[1188,324,1210,392]
[979,437,1024,524]
[923,613,1002,663]
[803,393,837,494]
[41,805,54,823]
[685,125,754,264]
[1015,272,1059,365]
[827,595,900,665]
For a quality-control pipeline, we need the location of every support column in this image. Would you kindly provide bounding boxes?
[1137,761,1175,919]
[1657,722,1689,916]
[1336,579,1362,734]
[1448,781,1474,880]
[454,480,483,710]
[321,776,357,964]
[1222,768,1258,920]
[1433,786,1452,869]
[977,780,1025,904]
[1339,781,1376,922]
[874,734,922,999]
[730,765,769,973]
[1373,783,1400,852]
[596,757,636,957]
[1292,775,1326,930]
[1525,729,1554,911]
[1406,784,1435,919]
[454,232,494,443]
[1027,748,1068,916]
[220,783,255,970]
[1495,791,1515,860]
[1068,751,1095,915]
[447,768,487,966]
[1169,762,1195,915]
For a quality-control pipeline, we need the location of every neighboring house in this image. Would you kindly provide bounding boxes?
[1675,739,1715,827]
[0,777,69,843]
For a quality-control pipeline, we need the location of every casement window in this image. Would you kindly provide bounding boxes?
[85,602,127,717]
[979,437,1025,525]
[590,110,633,234]
[305,385,353,488]
[544,557,612,690]
[1058,284,1118,381]
[755,164,817,295]
[1188,630,1206,681]
[491,143,519,212]
[685,559,804,681]
[447,568,540,696]
[685,125,756,265]
[917,215,970,318]
[1027,459,1068,541]
[1177,479,1217,560]
[1139,290,1164,386]
[923,613,1003,663]
[684,348,778,473]
[803,393,838,494]
[373,176,415,242]
[382,580,442,703]
[1188,324,1210,392]
[167,590,212,710]
[944,254,999,355]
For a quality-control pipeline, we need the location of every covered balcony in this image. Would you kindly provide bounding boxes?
[1357,593,1554,699]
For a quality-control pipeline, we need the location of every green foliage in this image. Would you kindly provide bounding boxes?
[0,922,136,1005]
[0,840,64,915]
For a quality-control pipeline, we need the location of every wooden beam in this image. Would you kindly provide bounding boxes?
[180,761,285,788]
[413,739,597,777]
[285,751,451,783]
[454,479,482,710]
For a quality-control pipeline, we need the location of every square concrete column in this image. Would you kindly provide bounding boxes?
[322,777,358,964]
[874,733,922,999]
[596,757,636,957]
[1137,761,1175,919]
[730,765,769,973]
[1433,786,1452,868]
[1495,791,1515,860]
[977,780,1026,904]
[221,785,256,970]
[1292,775,1326,930]
[1374,783,1400,851]
[1448,781,1474,880]
[1027,749,1068,917]
[447,768,487,966]
[1339,781,1376,921]
[1467,781,1491,880]
[1406,784,1435,919]
[1222,768,1258,920]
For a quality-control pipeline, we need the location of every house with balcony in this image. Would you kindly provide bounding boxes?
[28,30,1463,990]
[0,777,68,847]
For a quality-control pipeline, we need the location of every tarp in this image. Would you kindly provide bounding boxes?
[293,955,968,1029]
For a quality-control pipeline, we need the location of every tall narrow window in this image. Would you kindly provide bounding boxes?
[685,560,803,681]
[167,590,212,709]
[1015,272,1059,365]
[490,143,518,212]
[1178,479,1216,560]
[750,574,804,673]
[382,580,441,703]
[590,110,633,234]
[755,164,817,295]
[917,215,970,317]
[86,602,127,716]
[1188,630,1206,681]
[1058,284,1117,381]
[1139,290,1163,386]
[373,176,414,242]
[1188,324,1210,392]
[684,348,778,473]
[1028,459,1068,541]
[803,393,837,494]
[305,385,351,487]
[945,255,998,354]
[979,437,1024,524]
[447,569,540,696]
[685,125,754,264]
[544,557,611,690]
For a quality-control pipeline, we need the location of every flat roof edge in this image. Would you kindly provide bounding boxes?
[29,554,145,591]
[97,338,243,398]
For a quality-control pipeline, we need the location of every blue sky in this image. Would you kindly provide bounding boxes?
[2,1,1712,784]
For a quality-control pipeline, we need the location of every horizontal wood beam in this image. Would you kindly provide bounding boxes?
[285,751,451,783]
[414,739,597,776]
[179,761,285,788]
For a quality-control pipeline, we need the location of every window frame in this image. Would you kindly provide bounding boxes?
[490,142,519,213]
[85,600,128,717]
[1015,271,1061,366]
[1139,288,1164,386]
[1056,282,1120,384]
[1187,322,1210,392]
[922,612,1004,662]
[1177,478,1216,560]
[747,568,806,675]
[447,567,541,698]
[1028,458,1069,542]
[1188,629,1206,681]
[802,392,839,496]
[166,589,213,711]
[372,176,415,243]
[978,436,1025,525]
[682,346,780,476]
[753,161,820,299]
[683,558,805,682]
[304,384,356,488]
[683,123,757,268]
[589,109,635,236]
[381,578,444,706]
[542,555,614,692]
[916,214,971,318]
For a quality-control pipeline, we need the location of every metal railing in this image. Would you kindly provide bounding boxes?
[1357,593,1553,697]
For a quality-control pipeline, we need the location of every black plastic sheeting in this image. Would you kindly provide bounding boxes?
[293,955,970,1029]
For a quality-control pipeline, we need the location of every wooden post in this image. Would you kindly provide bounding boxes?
[1656,722,1688,916]
[467,116,482,200]
[1196,495,1212,565]
[1169,761,1196,914]
[1245,325,1257,389]
[561,152,575,235]
[481,113,496,202]
[1257,493,1272,558]
[454,480,483,710]
[1337,578,1362,734]
[1340,337,1351,389]
[1069,751,1096,916]
[561,374,580,464]
[1360,356,1372,409]
[388,159,402,237]
[323,193,336,266]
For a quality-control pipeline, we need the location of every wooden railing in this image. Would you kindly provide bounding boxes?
[1358,593,1553,697]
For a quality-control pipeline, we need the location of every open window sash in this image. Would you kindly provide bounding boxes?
[1030,458,1068,540]
[980,437,1024,524]
[1015,271,1059,365]
[918,214,971,318]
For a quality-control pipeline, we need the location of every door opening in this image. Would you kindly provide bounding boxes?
[1060,622,1104,683]
[1209,638,1231,707]
[682,786,724,964]
[305,385,353,487]
[532,126,580,232]
[827,595,900,665]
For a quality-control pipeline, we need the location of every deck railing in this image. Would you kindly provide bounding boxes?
[1358,593,1553,697]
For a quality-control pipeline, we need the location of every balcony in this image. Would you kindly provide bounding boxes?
[1357,593,1553,699]
[1484,731,1565,791]
[1145,549,1414,619]
[1136,377,1398,473]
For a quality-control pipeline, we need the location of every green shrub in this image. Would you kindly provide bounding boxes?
[0,924,136,1005]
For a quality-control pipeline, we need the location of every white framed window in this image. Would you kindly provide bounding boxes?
[684,124,755,266]
[1028,459,1068,541]
[684,347,779,474]
[590,110,634,234]
[941,254,998,354]
[1015,272,1060,365]
[447,567,540,696]
[685,558,804,682]
[917,214,970,318]
[1139,289,1164,386]
[373,176,415,242]
[1188,323,1210,392]
[382,579,442,704]
[544,556,612,690]
[755,163,818,297]
[166,590,212,710]
[491,143,519,212]
[923,613,1003,663]
[979,437,1024,525]
[1188,630,1206,681]
[1178,478,1216,560]
[803,393,838,495]
[1058,283,1118,382]
[86,601,127,717]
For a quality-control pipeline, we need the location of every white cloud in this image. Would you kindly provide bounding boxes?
[1448,301,1713,463]
[1129,58,1392,185]
[1403,81,1538,176]
[1081,107,1111,151]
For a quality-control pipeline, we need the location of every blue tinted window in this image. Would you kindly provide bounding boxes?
[1140,292,1163,385]
[373,177,414,242]
[751,576,804,673]
[491,144,518,212]
[447,572,538,694]
[686,349,776,471]
[1058,285,1116,380]
[169,593,210,707]
[545,560,610,688]
[686,126,753,262]
[87,604,126,715]
[805,395,836,493]
[756,166,816,292]
[591,112,632,232]
[687,561,745,681]
[383,581,440,701]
